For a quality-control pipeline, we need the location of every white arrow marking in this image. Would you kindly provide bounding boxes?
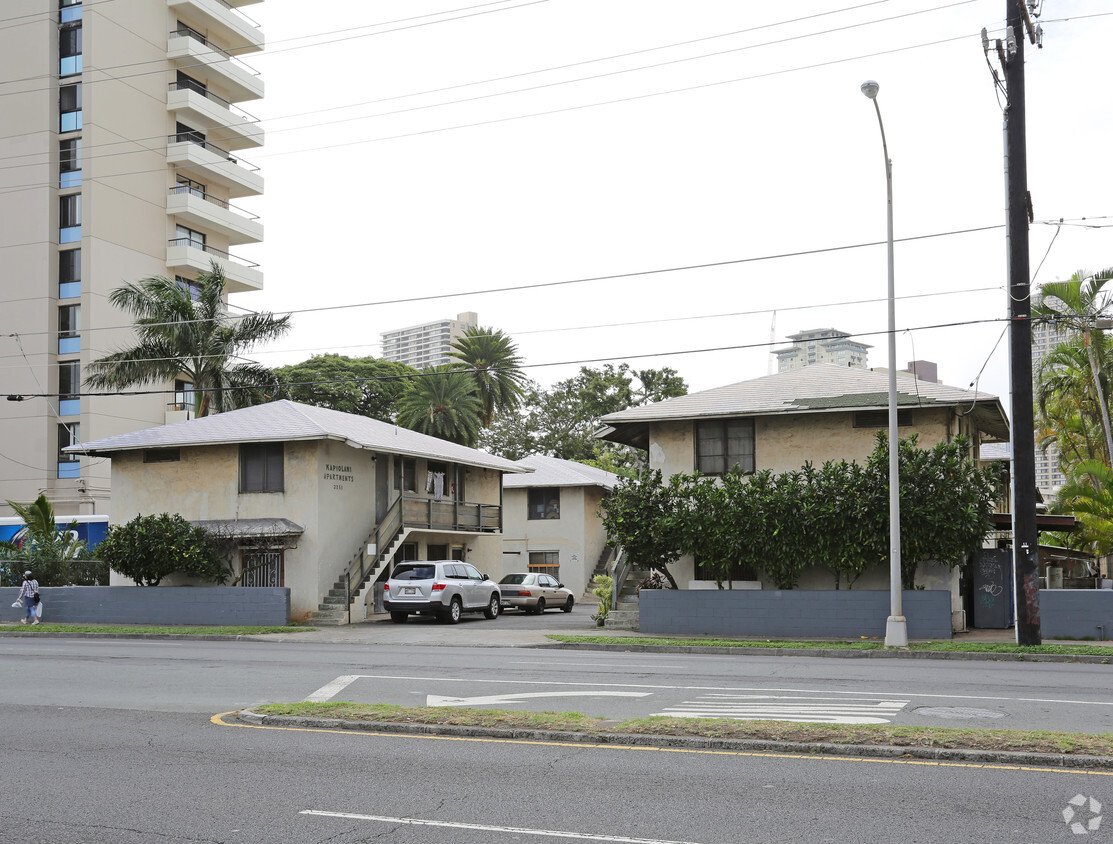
[427,691,651,707]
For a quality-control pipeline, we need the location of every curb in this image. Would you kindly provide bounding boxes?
[235,709,1113,770]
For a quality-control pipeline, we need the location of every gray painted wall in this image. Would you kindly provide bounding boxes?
[1038,590,1113,640]
[2,586,289,626]
[638,589,953,639]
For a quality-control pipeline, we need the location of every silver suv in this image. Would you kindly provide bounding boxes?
[383,561,501,624]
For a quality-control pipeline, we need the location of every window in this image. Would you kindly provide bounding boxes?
[696,418,755,475]
[59,361,80,415]
[60,138,81,188]
[527,488,560,520]
[240,443,283,492]
[175,20,204,42]
[174,176,206,200]
[60,83,81,132]
[60,0,82,24]
[175,70,207,96]
[175,224,205,250]
[528,551,559,577]
[174,121,204,145]
[241,550,282,587]
[59,249,80,298]
[172,379,194,412]
[394,456,416,492]
[60,194,81,243]
[144,448,180,463]
[59,18,82,76]
[426,544,448,560]
[175,275,203,302]
[58,304,79,354]
[58,422,80,479]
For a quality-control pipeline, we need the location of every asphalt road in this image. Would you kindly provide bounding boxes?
[2,629,1113,842]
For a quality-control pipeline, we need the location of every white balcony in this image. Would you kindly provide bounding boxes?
[167,31,263,102]
[166,138,263,198]
[167,85,263,150]
[167,240,263,294]
[167,0,263,55]
[167,188,262,246]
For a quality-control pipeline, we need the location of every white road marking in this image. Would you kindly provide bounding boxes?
[304,675,363,702]
[302,673,1113,708]
[300,810,705,843]
[427,691,652,707]
[654,693,909,725]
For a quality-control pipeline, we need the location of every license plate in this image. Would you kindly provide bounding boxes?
[404,587,416,595]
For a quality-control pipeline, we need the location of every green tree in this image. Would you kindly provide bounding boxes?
[599,469,686,589]
[84,262,291,416]
[480,365,688,469]
[272,354,417,421]
[449,326,527,427]
[1033,269,1113,467]
[0,494,103,586]
[97,513,227,586]
[395,367,483,446]
[1050,459,1113,556]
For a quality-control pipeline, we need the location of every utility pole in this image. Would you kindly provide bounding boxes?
[1003,0,1041,645]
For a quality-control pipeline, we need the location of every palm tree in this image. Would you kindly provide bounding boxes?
[395,367,483,446]
[84,262,290,416]
[1053,459,1113,556]
[1036,337,1112,470]
[448,326,527,427]
[1033,269,1113,465]
[0,494,86,561]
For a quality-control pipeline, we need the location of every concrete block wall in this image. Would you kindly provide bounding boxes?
[638,589,952,639]
[1,586,290,626]
[1038,590,1113,640]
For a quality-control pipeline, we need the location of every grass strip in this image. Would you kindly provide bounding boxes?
[252,701,1113,756]
[547,634,1113,657]
[0,624,313,635]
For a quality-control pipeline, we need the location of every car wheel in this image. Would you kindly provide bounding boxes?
[483,593,500,619]
[389,612,409,624]
[534,597,546,615]
[562,596,575,613]
[440,597,462,624]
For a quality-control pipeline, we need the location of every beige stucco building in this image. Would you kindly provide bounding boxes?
[73,401,529,622]
[0,0,265,518]
[598,363,1010,597]
[501,455,619,598]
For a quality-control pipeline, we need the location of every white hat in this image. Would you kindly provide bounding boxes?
[23,571,31,577]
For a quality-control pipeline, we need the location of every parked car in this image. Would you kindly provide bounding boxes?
[383,561,501,624]
[498,572,575,614]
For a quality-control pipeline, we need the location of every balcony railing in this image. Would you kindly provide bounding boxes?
[168,27,261,76]
[169,184,259,219]
[168,238,259,269]
[166,134,261,171]
[167,80,260,125]
[400,494,501,533]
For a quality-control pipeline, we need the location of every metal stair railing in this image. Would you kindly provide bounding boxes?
[343,497,404,615]
[610,548,629,612]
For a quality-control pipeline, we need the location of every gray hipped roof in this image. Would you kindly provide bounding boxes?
[598,364,1009,448]
[72,400,530,474]
[502,454,621,490]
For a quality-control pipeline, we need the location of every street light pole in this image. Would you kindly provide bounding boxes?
[861,80,908,648]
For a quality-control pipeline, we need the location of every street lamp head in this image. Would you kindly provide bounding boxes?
[860,80,880,99]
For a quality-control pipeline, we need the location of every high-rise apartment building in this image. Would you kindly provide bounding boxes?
[381,312,478,370]
[0,0,265,517]
[773,328,871,372]
[1031,291,1070,499]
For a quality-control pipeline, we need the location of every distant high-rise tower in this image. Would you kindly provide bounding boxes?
[0,0,266,517]
[381,312,479,369]
[773,328,871,372]
[1031,291,1070,500]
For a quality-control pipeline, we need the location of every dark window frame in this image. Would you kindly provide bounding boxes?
[696,417,755,476]
[239,442,284,493]
[144,448,181,464]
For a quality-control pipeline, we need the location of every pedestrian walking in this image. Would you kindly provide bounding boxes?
[18,571,39,625]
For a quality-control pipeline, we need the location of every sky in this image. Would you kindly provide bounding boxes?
[230,0,1113,411]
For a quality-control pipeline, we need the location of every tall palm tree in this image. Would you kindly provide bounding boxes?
[84,262,290,416]
[395,367,482,446]
[1053,459,1113,556]
[1036,337,1112,470]
[1033,269,1113,465]
[448,326,527,427]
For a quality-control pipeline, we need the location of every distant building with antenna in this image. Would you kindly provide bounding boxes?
[381,311,479,370]
[773,328,871,372]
